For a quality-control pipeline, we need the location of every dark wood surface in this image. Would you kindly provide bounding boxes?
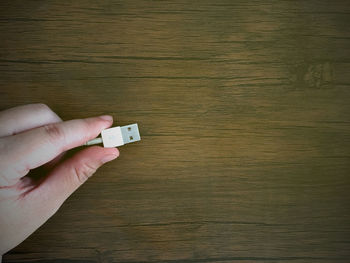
[1,1,350,262]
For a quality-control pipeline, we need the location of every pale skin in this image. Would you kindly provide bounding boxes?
[0,104,119,258]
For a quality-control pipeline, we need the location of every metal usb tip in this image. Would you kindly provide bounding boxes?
[120,123,141,145]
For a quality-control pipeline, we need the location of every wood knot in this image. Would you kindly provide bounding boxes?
[303,62,333,88]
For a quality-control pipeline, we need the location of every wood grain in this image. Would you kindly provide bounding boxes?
[1,0,350,262]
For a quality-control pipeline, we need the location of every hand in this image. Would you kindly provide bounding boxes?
[0,104,119,256]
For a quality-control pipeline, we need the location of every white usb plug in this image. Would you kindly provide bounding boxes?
[84,123,141,148]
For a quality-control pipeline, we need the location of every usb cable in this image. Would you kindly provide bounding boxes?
[84,123,141,147]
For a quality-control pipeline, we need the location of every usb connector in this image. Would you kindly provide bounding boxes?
[120,124,141,145]
[84,123,141,148]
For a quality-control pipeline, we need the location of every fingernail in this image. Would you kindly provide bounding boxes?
[99,115,113,122]
[101,154,118,164]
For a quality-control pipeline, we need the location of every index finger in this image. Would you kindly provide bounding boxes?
[2,115,113,180]
[0,103,61,137]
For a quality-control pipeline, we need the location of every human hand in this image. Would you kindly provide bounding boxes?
[0,104,119,256]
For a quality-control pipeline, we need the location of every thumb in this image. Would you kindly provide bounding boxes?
[32,146,119,215]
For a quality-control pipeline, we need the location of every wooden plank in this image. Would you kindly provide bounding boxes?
[1,0,350,262]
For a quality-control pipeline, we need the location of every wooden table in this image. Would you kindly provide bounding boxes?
[1,1,350,262]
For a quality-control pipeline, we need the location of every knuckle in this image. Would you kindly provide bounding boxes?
[34,103,51,112]
[35,103,61,121]
[43,123,65,144]
[73,163,97,184]
[79,119,94,141]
